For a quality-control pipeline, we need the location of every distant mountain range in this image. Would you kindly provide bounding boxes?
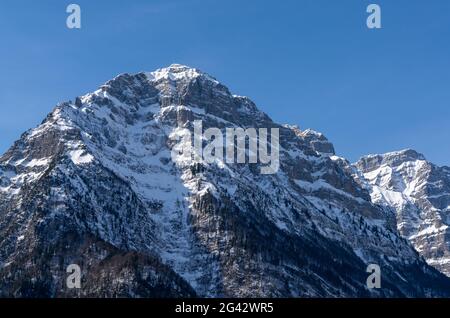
[1,64,449,297]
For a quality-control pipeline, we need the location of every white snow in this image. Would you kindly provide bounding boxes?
[69,150,94,165]
[146,64,219,85]
[409,224,448,240]
[25,158,51,168]
[294,179,366,204]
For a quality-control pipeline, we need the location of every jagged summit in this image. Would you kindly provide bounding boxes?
[366,148,425,160]
[146,63,218,84]
[93,64,226,112]
[355,149,427,172]
[69,64,270,131]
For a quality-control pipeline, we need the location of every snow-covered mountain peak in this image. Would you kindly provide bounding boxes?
[357,149,427,172]
[383,149,426,162]
[353,149,450,276]
[146,64,219,86]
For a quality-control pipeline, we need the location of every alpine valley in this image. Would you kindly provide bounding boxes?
[1,64,450,297]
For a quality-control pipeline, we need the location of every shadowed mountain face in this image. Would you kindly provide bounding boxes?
[1,64,450,297]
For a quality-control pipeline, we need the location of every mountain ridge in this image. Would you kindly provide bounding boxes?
[1,64,450,297]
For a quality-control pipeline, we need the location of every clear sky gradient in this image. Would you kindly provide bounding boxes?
[1,0,449,165]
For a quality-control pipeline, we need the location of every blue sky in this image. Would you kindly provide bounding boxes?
[1,0,449,165]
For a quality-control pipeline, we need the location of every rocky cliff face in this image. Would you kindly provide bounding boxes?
[1,64,450,297]
[353,149,450,277]
[298,129,335,156]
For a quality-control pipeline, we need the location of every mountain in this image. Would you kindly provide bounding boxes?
[353,149,450,277]
[1,64,450,297]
